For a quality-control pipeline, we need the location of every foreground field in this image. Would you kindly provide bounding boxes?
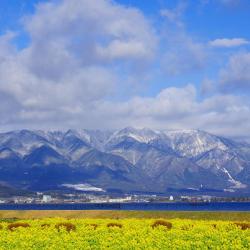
[0,218,249,249]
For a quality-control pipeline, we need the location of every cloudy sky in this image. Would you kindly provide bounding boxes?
[0,0,250,138]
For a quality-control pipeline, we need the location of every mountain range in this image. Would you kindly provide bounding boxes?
[0,127,250,194]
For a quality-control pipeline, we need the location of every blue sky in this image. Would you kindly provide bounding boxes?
[1,0,250,48]
[0,0,250,138]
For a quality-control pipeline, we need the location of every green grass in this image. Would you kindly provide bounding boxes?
[0,210,249,221]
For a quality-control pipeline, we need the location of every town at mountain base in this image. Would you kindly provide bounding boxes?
[0,127,250,194]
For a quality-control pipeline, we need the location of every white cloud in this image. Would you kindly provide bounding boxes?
[96,40,152,61]
[0,32,17,60]
[0,0,249,139]
[209,38,249,48]
[160,2,187,27]
[92,85,250,138]
[219,52,250,92]
[201,78,216,95]
[0,0,157,127]
[160,2,208,76]
[24,0,156,65]
[161,32,207,75]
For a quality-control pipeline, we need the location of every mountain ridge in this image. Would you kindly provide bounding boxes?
[0,127,249,194]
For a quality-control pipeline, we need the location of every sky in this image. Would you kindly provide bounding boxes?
[0,0,250,139]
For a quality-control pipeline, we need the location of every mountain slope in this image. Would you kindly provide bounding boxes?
[75,149,151,192]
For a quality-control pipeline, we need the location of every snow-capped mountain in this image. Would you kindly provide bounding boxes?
[0,127,249,193]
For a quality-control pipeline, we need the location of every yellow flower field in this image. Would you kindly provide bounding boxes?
[0,218,249,249]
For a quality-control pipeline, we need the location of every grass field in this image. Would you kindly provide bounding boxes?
[0,210,249,221]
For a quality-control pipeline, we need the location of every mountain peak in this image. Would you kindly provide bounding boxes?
[112,127,160,144]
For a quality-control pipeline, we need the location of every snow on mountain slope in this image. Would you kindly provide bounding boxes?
[0,130,52,156]
[107,127,162,144]
[24,145,66,166]
[104,127,166,164]
[0,148,15,159]
[62,183,105,192]
[221,167,247,189]
[165,129,228,158]
[196,148,245,175]
[106,138,152,165]
[0,148,21,161]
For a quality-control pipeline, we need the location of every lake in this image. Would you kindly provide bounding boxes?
[0,202,250,211]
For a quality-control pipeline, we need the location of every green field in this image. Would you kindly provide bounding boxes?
[0,210,249,221]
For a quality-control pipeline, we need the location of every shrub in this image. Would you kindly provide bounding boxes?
[7,223,30,231]
[152,220,172,230]
[107,222,122,228]
[55,222,76,232]
[234,223,250,230]
[0,225,3,230]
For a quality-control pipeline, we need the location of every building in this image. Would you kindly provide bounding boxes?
[42,195,52,203]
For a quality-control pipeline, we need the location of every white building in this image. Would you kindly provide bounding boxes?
[42,195,52,203]
[108,196,132,203]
